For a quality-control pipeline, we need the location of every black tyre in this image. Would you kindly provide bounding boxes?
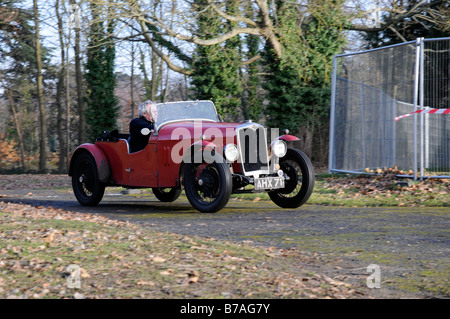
[71,152,105,206]
[152,187,182,202]
[268,148,315,208]
[183,158,232,213]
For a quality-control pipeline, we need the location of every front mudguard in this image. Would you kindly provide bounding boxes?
[276,134,300,142]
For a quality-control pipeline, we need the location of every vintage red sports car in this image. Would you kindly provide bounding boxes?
[69,100,315,213]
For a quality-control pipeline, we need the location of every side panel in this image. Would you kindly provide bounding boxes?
[128,141,158,187]
[157,139,182,188]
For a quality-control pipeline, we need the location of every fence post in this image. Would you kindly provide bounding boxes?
[329,55,338,173]
[413,38,421,181]
[360,84,367,169]
[419,37,425,181]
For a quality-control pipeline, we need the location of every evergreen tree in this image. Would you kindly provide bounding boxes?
[190,0,242,119]
[85,2,119,141]
[263,0,347,159]
[1,0,53,171]
[242,33,262,122]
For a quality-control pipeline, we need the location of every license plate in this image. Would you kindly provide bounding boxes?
[254,177,285,190]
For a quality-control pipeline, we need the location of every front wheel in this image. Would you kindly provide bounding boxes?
[268,148,315,208]
[152,187,182,202]
[71,152,105,206]
[183,159,232,213]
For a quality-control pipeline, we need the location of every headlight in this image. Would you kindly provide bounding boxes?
[271,140,287,158]
[223,144,239,162]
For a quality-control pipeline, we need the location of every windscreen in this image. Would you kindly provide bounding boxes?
[153,100,219,129]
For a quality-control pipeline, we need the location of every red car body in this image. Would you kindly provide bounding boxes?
[69,101,315,213]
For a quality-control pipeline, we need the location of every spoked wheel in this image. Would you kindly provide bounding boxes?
[183,159,232,213]
[268,148,315,208]
[71,152,105,206]
[152,187,182,202]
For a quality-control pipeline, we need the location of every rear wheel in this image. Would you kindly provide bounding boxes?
[183,158,232,213]
[71,152,105,206]
[268,148,315,208]
[152,187,182,202]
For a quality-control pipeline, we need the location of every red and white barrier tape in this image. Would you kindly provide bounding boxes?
[395,108,450,121]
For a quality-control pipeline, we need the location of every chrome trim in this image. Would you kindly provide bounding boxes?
[155,118,217,133]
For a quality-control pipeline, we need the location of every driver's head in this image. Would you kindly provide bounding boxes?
[138,100,157,122]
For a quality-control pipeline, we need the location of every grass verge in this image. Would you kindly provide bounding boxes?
[0,202,360,299]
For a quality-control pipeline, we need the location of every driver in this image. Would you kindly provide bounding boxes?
[129,100,157,153]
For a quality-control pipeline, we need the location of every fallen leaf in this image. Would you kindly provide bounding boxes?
[185,271,199,284]
[160,269,173,275]
[80,267,91,278]
[152,256,166,263]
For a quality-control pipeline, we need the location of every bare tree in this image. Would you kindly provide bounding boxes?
[33,0,47,172]
[348,0,448,32]
[103,0,448,77]
[55,0,67,172]
[69,0,87,144]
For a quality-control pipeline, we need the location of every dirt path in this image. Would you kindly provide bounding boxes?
[0,174,448,298]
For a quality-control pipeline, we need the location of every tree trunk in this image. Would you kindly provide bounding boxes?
[151,50,158,101]
[130,40,135,119]
[66,45,71,166]
[55,0,66,173]
[71,0,86,144]
[33,0,47,172]
[6,89,26,171]
[297,126,313,159]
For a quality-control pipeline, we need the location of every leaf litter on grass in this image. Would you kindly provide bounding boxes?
[0,201,363,299]
[314,168,449,207]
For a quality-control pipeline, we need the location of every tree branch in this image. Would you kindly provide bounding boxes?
[241,54,261,66]
[137,17,192,75]
[141,14,263,46]
[254,0,282,57]
[348,0,445,32]
[205,0,258,27]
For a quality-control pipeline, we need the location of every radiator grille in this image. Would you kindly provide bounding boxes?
[236,123,269,175]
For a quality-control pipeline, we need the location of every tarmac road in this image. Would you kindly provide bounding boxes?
[1,187,449,298]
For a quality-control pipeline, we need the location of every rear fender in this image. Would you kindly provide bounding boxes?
[69,144,110,183]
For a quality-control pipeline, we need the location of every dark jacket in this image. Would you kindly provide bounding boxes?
[129,116,154,153]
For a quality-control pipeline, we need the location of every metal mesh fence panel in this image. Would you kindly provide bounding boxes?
[422,39,450,177]
[329,38,450,179]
